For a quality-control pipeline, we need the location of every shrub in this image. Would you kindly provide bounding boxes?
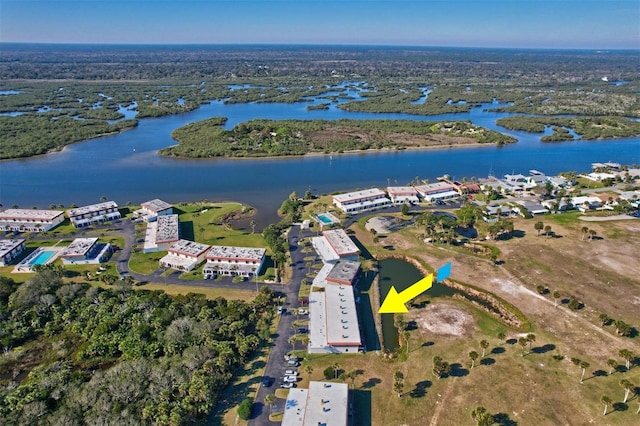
[237,398,253,420]
[323,366,335,380]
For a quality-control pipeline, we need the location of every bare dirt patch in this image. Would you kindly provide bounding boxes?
[407,303,474,337]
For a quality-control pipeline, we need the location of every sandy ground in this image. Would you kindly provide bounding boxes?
[407,303,475,337]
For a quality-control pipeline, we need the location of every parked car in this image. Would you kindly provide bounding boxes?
[297,327,308,334]
[277,306,286,314]
[283,375,298,383]
[287,360,300,367]
[261,377,272,387]
[298,309,308,315]
[280,382,295,389]
[284,369,298,376]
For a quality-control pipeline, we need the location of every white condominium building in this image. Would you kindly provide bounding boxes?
[203,245,266,278]
[67,201,121,228]
[332,188,391,214]
[0,209,65,232]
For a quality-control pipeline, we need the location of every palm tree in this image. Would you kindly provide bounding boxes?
[544,225,552,238]
[601,395,612,415]
[581,226,589,240]
[264,394,276,414]
[471,406,493,426]
[579,360,590,383]
[553,291,561,307]
[497,332,506,343]
[304,364,314,376]
[534,221,544,236]
[333,362,340,379]
[250,220,256,234]
[526,334,536,352]
[607,359,618,375]
[393,370,405,398]
[518,337,528,356]
[588,229,597,240]
[598,313,610,326]
[469,351,479,369]
[480,340,489,358]
[620,379,635,403]
[619,349,634,369]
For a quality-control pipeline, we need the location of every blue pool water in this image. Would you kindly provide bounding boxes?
[317,214,334,224]
[30,250,55,265]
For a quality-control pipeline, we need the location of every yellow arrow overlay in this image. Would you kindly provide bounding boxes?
[378,274,433,314]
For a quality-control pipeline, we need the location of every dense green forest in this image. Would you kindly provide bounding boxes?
[161,117,516,158]
[0,115,137,159]
[495,115,640,141]
[0,270,277,425]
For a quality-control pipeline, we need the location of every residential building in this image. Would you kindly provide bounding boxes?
[386,186,419,205]
[516,202,549,216]
[282,381,350,426]
[332,188,391,214]
[135,199,173,222]
[0,209,65,233]
[571,196,602,212]
[415,182,460,202]
[60,238,112,265]
[311,229,360,264]
[203,245,266,278]
[308,284,362,354]
[0,239,26,266]
[159,239,210,271]
[326,260,361,286]
[547,176,568,189]
[67,201,121,228]
[143,214,180,253]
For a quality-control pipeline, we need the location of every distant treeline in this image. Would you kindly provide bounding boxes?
[496,116,640,141]
[161,117,516,158]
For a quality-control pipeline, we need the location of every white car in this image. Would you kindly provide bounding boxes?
[280,382,295,389]
[298,309,308,315]
[283,375,298,383]
[285,369,298,376]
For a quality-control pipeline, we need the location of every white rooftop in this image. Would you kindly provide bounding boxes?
[322,229,359,257]
[141,199,172,213]
[206,245,266,261]
[67,201,118,217]
[282,381,349,426]
[325,285,361,347]
[0,209,64,221]
[0,239,25,257]
[333,188,386,204]
[326,260,360,285]
[387,186,417,195]
[415,181,455,194]
[167,239,210,257]
[62,238,98,257]
[155,214,180,243]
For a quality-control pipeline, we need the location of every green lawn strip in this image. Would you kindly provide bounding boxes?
[128,251,165,275]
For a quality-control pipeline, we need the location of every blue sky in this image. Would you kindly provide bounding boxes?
[1,0,638,48]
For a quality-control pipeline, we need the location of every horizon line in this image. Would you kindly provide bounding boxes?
[1,41,638,52]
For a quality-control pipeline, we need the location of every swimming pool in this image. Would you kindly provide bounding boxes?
[317,214,334,224]
[14,247,62,272]
[316,212,340,226]
[30,250,55,265]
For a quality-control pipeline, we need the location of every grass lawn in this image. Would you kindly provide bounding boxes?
[134,283,256,301]
[177,202,267,248]
[128,251,165,274]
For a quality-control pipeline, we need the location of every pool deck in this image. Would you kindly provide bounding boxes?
[13,246,65,273]
[314,211,340,226]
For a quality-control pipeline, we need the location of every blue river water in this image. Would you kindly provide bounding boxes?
[1,94,639,225]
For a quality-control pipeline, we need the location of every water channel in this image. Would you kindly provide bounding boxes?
[377,258,455,351]
[1,85,639,228]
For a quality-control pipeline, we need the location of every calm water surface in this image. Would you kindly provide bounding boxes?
[1,96,639,226]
